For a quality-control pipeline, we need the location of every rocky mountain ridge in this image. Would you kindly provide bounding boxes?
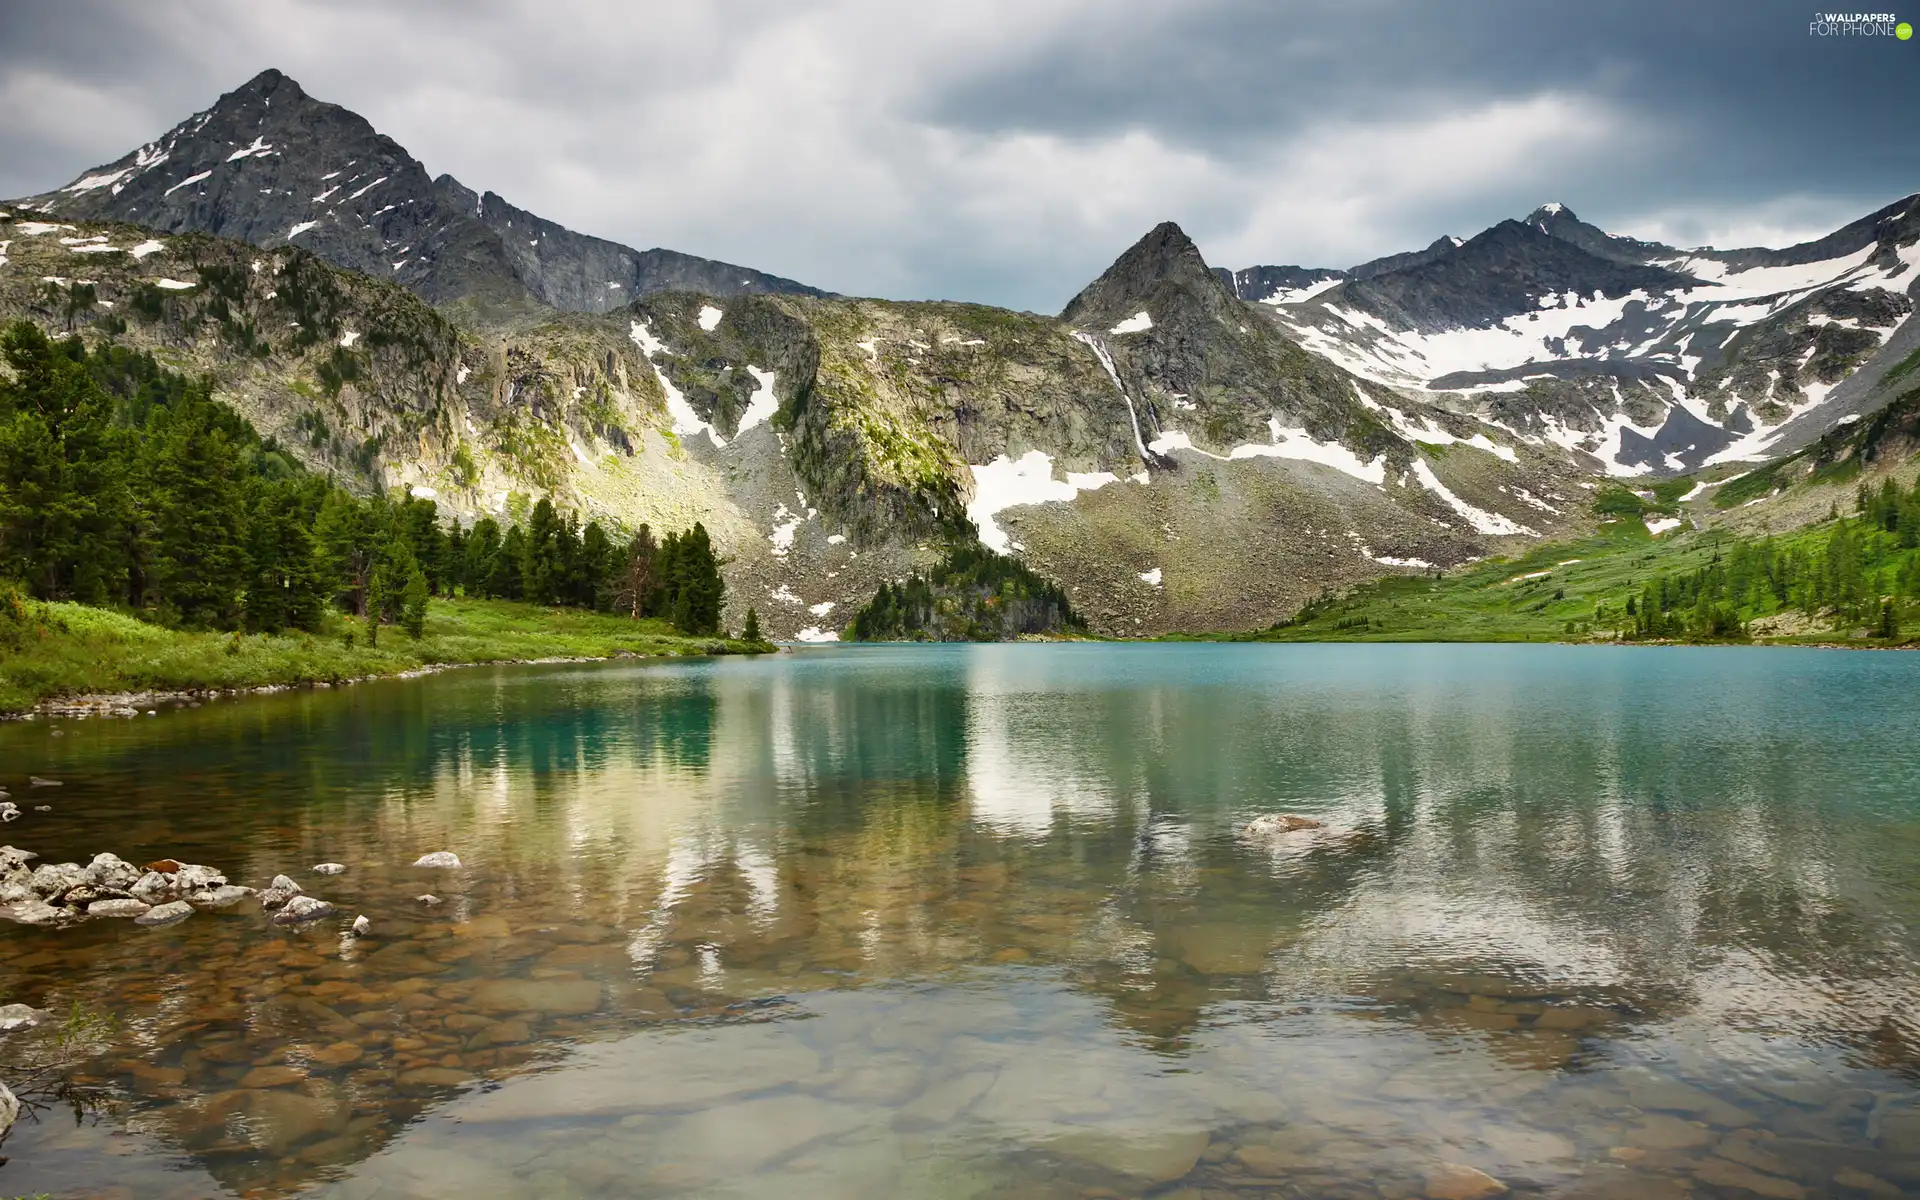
[13,70,823,322]
[14,73,1917,638]
[1226,197,1920,477]
[0,203,1585,638]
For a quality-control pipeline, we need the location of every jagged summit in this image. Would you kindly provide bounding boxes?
[1060,221,1238,327]
[15,69,823,317]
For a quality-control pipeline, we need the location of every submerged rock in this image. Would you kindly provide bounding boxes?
[28,776,61,787]
[412,851,462,869]
[135,900,195,927]
[312,862,347,876]
[1240,813,1325,837]
[273,895,336,925]
[1425,1162,1509,1199]
[416,894,442,906]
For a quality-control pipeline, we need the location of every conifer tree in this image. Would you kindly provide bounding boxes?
[402,562,429,639]
[491,526,527,599]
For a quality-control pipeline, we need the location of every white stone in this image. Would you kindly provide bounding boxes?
[135,900,194,927]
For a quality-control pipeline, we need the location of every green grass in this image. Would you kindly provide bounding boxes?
[1170,515,1909,646]
[0,597,774,712]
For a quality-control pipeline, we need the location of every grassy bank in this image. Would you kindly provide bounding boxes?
[1170,512,1918,647]
[0,596,776,712]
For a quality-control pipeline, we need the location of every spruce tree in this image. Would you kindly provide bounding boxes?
[0,323,129,602]
[492,526,527,600]
[465,518,503,597]
[401,563,429,639]
[742,606,761,642]
[143,381,248,627]
[581,520,614,610]
[617,524,658,617]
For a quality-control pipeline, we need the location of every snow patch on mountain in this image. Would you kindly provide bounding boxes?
[967,451,1118,553]
[736,366,780,436]
[631,319,726,448]
[697,304,724,332]
[1109,311,1153,335]
[1411,461,1534,536]
[163,171,212,197]
[226,136,274,162]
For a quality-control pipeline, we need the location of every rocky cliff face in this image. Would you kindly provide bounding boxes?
[14,70,821,322]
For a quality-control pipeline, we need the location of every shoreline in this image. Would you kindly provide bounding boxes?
[7,646,781,722]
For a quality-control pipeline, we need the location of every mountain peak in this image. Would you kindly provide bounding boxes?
[14,68,823,315]
[1526,202,1577,225]
[1059,220,1235,325]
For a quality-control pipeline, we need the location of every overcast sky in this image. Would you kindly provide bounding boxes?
[3,0,1916,310]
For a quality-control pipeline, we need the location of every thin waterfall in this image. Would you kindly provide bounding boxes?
[1070,331,1152,465]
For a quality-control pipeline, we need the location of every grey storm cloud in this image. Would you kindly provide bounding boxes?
[2,0,1915,311]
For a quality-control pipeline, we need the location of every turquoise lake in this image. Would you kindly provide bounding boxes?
[1,643,1919,1198]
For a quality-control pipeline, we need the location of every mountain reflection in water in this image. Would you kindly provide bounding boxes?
[1,644,1918,1198]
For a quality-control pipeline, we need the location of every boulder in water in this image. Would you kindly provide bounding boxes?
[412,851,461,869]
[85,852,142,892]
[1240,813,1325,838]
[0,1003,45,1033]
[188,884,255,910]
[258,875,304,910]
[135,900,195,927]
[175,863,226,891]
[1,1078,17,1139]
[87,897,152,919]
[415,894,442,906]
[312,862,346,876]
[129,870,176,904]
[29,861,85,898]
[350,914,371,937]
[28,777,61,787]
[5,899,77,926]
[272,895,336,925]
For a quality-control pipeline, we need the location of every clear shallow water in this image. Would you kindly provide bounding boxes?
[1,643,1919,1198]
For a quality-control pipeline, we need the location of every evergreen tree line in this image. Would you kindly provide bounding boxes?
[1622,481,1920,642]
[458,509,728,635]
[0,322,728,637]
[847,544,1083,641]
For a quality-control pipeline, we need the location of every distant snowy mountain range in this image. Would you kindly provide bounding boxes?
[1224,200,1920,475]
